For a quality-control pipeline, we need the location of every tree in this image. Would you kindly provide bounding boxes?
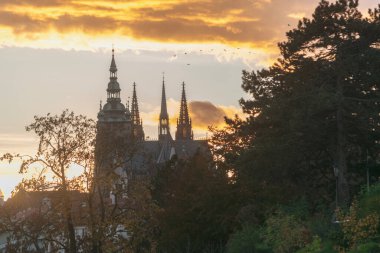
[276,0,380,206]
[212,0,380,210]
[1,110,96,253]
[153,153,241,253]
[1,110,161,253]
[263,211,312,253]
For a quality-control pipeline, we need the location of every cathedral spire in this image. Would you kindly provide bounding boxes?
[159,73,170,140]
[98,49,128,123]
[109,48,117,73]
[131,82,144,140]
[179,82,189,125]
[131,82,140,125]
[160,73,168,118]
[176,82,193,140]
[106,49,121,103]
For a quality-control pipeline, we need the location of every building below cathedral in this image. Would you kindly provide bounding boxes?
[95,50,209,177]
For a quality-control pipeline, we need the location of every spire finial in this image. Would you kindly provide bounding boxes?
[163,72,165,83]
[99,100,102,111]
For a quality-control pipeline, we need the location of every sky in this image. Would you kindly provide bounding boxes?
[0,0,378,199]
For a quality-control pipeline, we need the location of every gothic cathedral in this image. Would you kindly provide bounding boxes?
[95,50,208,177]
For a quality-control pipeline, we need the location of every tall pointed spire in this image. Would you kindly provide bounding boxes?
[160,73,168,118]
[176,82,193,140]
[109,47,117,73]
[106,48,121,103]
[131,82,144,140]
[179,82,190,125]
[159,73,171,141]
[131,82,140,125]
[98,49,128,123]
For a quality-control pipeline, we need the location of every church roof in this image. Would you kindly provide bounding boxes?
[126,139,209,173]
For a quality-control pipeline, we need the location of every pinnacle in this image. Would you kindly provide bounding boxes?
[109,49,117,73]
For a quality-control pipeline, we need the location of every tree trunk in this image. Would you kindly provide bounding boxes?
[90,184,103,253]
[62,176,77,253]
[336,52,350,207]
[336,104,350,207]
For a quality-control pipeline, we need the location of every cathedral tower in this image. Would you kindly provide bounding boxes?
[95,50,132,176]
[175,82,193,140]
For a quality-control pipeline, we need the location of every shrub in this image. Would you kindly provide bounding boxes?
[296,236,322,253]
[296,236,338,253]
[358,183,380,219]
[226,225,272,253]
[348,242,380,253]
[262,211,311,253]
[336,199,379,249]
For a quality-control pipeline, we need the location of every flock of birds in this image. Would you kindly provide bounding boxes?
[170,47,257,66]
[167,24,293,66]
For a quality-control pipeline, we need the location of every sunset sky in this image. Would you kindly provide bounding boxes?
[0,0,378,198]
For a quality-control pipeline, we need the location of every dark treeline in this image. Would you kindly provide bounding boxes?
[153,0,380,252]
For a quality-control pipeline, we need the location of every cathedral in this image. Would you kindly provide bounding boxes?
[95,50,209,176]
[0,50,210,252]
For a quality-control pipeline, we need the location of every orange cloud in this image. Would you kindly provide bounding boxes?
[140,99,242,137]
[189,101,225,128]
[189,101,243,129]
[0,0,322,52]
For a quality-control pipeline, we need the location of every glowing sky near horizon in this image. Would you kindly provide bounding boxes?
[0,0,378,199]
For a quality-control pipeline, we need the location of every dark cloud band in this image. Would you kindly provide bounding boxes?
[0,0,322,47]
